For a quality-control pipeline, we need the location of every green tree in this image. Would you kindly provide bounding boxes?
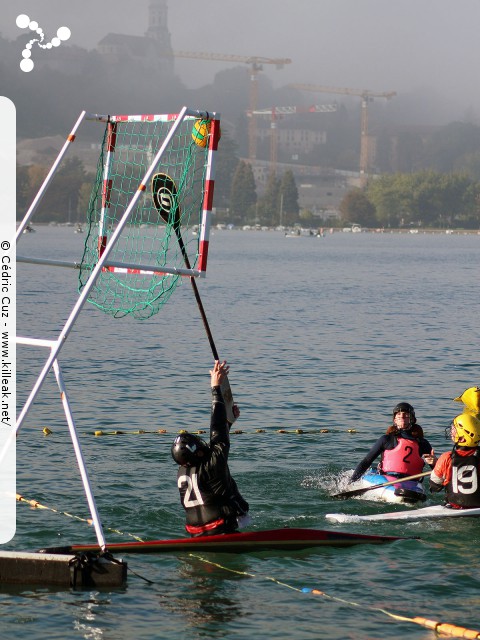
[229,161,257,225]
[30,157,90,223]
[366,171,480,228]
[339,189,377,227]
[256,173,280,226]
[279,169,299,226]
[299,209,315,226]
[16,164,48,220]
[78,181,95,222]
[367,174,417,227]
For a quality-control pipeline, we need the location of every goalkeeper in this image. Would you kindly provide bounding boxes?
[171,360,249,536]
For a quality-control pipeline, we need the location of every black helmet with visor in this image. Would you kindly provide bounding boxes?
[171,433,209,466]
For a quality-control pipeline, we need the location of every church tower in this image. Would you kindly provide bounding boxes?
[146,0,169,42]
[145,0,173,74]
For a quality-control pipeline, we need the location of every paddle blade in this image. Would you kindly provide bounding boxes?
[332,487,371,500]
[221,375,236,425]
[151,172,179,225]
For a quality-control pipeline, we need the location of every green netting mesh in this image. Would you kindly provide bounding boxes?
[78,114,213,320]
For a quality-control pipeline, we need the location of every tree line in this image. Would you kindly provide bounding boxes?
[340,172,480,229]
[17,154,480,230]
[17,159,92,224]
[16,134,301,228]
[17,121,480,230]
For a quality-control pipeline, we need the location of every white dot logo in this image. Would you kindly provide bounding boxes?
[16,14,71,72]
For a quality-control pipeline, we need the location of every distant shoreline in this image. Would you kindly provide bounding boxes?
[18,221,480,235]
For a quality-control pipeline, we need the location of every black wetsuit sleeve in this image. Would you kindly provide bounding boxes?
[351,435,389,481]
[204,386,248,518]
[419,439,433,455]
[209,385,229,450]
[429,479,444,493]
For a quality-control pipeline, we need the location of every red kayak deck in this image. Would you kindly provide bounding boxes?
[39,527,410,555]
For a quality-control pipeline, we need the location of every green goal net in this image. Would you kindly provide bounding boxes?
[78,111,219,320]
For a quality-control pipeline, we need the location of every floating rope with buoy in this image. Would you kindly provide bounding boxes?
[189,554,480,639]
[38,426,358,437]
[16,494,144,542]
[16,495,480,637]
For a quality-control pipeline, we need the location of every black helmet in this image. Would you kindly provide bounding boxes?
[171,433,208,466]
[392,402,416,423]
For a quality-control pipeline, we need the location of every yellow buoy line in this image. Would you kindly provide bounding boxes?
[16,494,480,637]
[38,427,358,437]
[16,494,144,542]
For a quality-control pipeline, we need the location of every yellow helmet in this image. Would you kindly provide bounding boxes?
[452,413,480,448]
[454,386,480,415]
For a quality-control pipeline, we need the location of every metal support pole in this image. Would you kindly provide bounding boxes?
[16,106,190,432]
[16,111,87,240]
[53,360,107,551]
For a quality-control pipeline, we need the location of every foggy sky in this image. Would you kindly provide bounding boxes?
[1,0,480,122]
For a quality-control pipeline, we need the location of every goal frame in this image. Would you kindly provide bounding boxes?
[15,106,221,550]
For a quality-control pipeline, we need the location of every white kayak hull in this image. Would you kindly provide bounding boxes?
[326,505,480,523]
[358,471,427,504]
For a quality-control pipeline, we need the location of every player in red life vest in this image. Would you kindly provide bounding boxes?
[430,413,480,508]
[171,360,249,537]
[350,402,437,482]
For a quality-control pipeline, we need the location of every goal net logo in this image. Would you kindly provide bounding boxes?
[16,14,71,73]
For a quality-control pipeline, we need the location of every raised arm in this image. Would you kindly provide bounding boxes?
[209,360,230,446]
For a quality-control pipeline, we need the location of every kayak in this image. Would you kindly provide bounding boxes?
[326,504,480,523]
[38,527,410,555]
[359,469,427,504]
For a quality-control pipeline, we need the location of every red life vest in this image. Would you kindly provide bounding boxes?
[381,437,424,475]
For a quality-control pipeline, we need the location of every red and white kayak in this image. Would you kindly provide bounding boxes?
[39,527,409,555]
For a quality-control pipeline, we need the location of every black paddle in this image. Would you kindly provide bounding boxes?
[151,173,236,424]
[332,470,431,500]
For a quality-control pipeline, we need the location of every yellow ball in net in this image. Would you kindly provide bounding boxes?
[192,119,211,147]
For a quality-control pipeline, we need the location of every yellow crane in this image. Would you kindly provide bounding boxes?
[291,84,396,184]
[249,104,337,176]
[173,51,292,160]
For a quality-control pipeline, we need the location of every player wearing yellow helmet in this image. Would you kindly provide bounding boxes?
[430,413,480,508]
[453,386,480,416]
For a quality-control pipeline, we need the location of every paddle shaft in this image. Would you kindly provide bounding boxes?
[173,224,236,424]
[152,176,235,421]
[151,175,220,360]
[174,227,219,360]
[332,470,431,499]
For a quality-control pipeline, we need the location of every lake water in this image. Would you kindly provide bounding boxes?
[6,227,480,639]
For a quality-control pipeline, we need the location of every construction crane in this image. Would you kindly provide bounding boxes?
[249,104,337,176]
[173,51,292,160]
[291,84,396,184]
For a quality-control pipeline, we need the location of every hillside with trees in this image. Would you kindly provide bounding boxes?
[6,31,480,229]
